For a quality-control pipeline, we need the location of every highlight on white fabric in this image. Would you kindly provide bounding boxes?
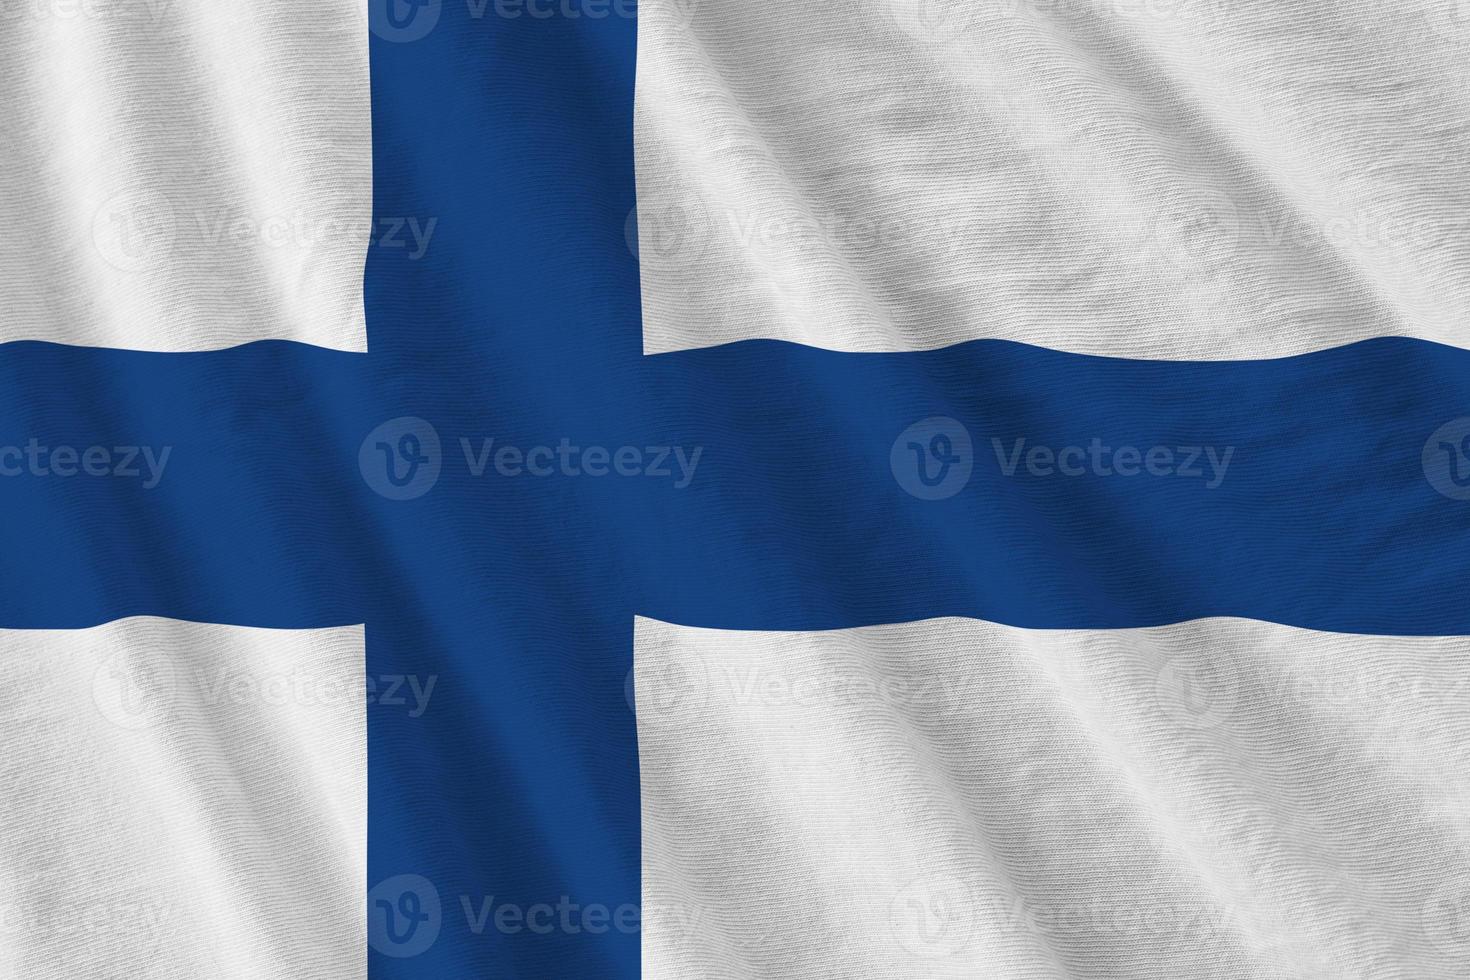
[635,0,1470,359]
[0,618,365,979]
[635,615,1470,978]
[0,3,371,352]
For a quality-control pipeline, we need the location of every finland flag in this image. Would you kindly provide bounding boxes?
[0,0,1469,977]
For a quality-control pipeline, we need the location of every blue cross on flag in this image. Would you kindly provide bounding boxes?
[2,0,1470,977]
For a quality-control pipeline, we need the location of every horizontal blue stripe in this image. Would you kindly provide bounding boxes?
[636,335,1470,634]
[0,336,1463,636]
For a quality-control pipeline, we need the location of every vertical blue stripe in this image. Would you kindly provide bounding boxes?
[366,4,644,976]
